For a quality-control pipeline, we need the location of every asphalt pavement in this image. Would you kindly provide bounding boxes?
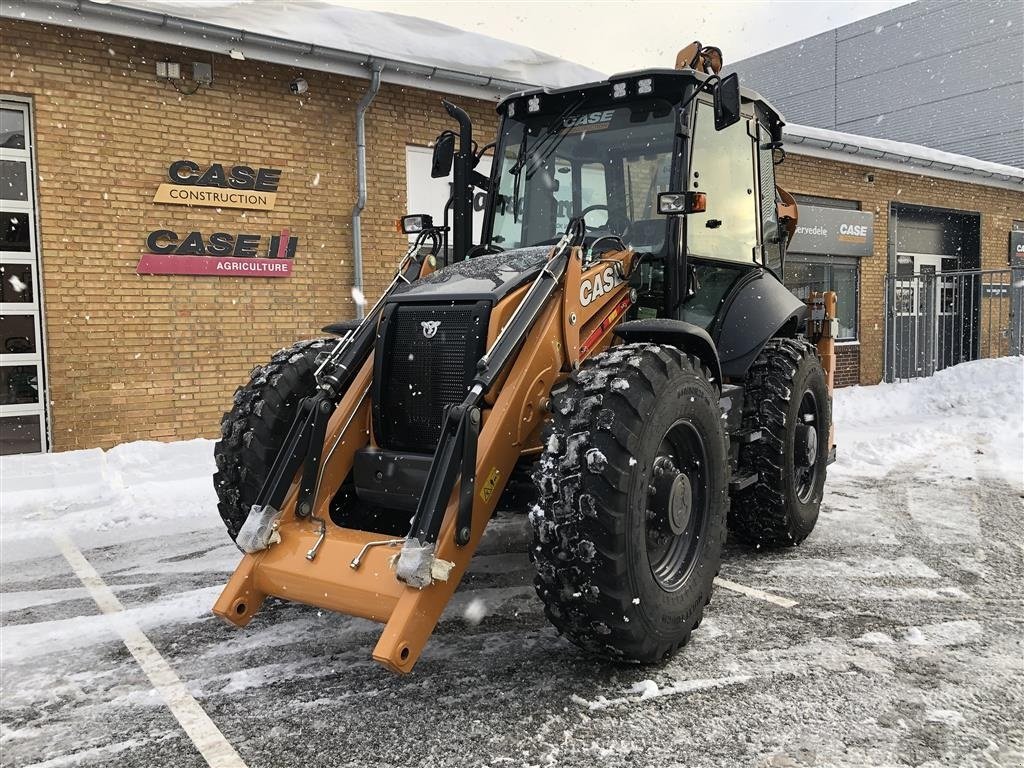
[2,465,1023,768]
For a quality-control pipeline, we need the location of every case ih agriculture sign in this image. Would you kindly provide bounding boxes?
[138,160,296,277]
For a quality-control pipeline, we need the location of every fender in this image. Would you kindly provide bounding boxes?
[614,318,723,388]
[713,269,807,379]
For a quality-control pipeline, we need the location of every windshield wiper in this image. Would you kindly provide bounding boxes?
[507,96,588,224]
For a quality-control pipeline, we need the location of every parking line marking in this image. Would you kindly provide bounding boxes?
[53,532,248,768]
[714,577,798,608]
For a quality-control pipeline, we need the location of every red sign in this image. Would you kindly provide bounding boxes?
[136,253,293,277]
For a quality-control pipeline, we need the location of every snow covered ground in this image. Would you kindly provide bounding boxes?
[1,358,1022,767]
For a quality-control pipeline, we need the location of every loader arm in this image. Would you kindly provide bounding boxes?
[214,223,638,673]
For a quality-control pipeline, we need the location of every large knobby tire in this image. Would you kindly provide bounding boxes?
[213,338,328,541]
[530,343,729,663]
[730,337,831,548]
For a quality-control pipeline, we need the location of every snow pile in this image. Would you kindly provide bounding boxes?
[832,357,1023,487]
[0,358,1019,544]
[108,0,603,88]
[0,438,217,542]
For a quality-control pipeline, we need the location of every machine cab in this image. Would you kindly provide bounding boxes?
[483,66,797,343]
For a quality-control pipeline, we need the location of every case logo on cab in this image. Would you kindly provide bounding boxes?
[421,320,441,339]
[580,266,623,307]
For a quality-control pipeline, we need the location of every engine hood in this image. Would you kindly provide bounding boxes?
[388,246,551,303]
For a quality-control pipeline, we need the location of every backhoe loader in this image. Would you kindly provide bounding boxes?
[212,43,837,674]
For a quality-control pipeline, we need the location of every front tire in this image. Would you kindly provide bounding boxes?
[530,343,729,663]
[729,337,831,548]
[213,339,328,541]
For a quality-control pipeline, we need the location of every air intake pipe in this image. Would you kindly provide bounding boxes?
[442,100,474,262]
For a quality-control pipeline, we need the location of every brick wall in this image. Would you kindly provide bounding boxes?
[3,18,1022,449]
[2,19,495,450]
[775,155,1024,385]
[834,345,860,388]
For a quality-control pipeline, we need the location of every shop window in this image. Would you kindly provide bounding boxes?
[0,262,34,302]
[0,161,28,202]
[1,96,46,455]
[1,363,39,405]
[0,108,26,150]
[0,414,42,455]
[785,255,859,341]
[1,312,37,354]
[2,210,31,251]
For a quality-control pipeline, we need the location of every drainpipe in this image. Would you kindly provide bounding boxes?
[351,59,383,319]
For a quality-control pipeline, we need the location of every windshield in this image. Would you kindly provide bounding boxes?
[488,100,677,253]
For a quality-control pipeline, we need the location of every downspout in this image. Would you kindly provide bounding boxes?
[351,59,383,319]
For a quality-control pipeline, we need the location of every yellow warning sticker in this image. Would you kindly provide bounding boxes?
[480,467,502,502]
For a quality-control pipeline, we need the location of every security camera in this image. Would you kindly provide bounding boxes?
[290,77,308,95]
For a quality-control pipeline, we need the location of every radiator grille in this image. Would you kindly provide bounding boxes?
[375,302,489,453]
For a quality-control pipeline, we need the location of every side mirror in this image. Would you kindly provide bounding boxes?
[430,133,455,178]
[713,72,741,131]
[658,191,706,216]
[400,214,434,234]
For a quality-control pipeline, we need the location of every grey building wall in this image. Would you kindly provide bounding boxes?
[729,0,1024,167]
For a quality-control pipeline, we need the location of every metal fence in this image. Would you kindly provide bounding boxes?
[884,267,1024,382]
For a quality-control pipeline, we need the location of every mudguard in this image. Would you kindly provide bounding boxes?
[615,318,723,387]
[714,270,807,379]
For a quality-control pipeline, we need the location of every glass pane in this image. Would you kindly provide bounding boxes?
[832,264,858,340]
[1,211,30,251]
[0,363,39,405]
[0,160,28,202]
[784,259,827,301]
[0,108,26,150]
[0,262,33,302]
[1,312,37,354]
[687,102,757,263]
[490,103,675,250]
[0,414,42,455]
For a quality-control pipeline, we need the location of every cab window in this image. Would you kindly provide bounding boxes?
[686,102,757,263]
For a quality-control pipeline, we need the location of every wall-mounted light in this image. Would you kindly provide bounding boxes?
[156,60,181,79]
[228,49,246,61]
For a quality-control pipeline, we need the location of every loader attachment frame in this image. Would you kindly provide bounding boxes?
[214,219,637,673]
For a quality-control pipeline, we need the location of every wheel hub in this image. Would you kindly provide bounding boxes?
[650,457,692,536]
[795,423,817,467]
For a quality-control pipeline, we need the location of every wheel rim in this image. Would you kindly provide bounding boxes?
[645,419,710,592]
[793,389,823,503]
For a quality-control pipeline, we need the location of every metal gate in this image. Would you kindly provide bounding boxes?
[884,267,1024,382]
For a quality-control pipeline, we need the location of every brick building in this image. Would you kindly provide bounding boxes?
[1,1,1021,455]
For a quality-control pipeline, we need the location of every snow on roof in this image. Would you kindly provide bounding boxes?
[784,123,1023,189]
[101,0,603,90]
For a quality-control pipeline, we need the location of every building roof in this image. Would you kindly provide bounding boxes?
[784,122,1024,192]
[729,0,1023,169]
[4,0,603,99]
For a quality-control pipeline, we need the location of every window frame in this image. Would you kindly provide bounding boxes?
[0,95,49,454]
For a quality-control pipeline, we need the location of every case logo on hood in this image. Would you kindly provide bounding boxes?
[421,320,441,339]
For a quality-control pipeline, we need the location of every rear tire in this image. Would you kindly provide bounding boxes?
[729,337,831,548]
[530,343,728,663]
[213,339,328,541]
